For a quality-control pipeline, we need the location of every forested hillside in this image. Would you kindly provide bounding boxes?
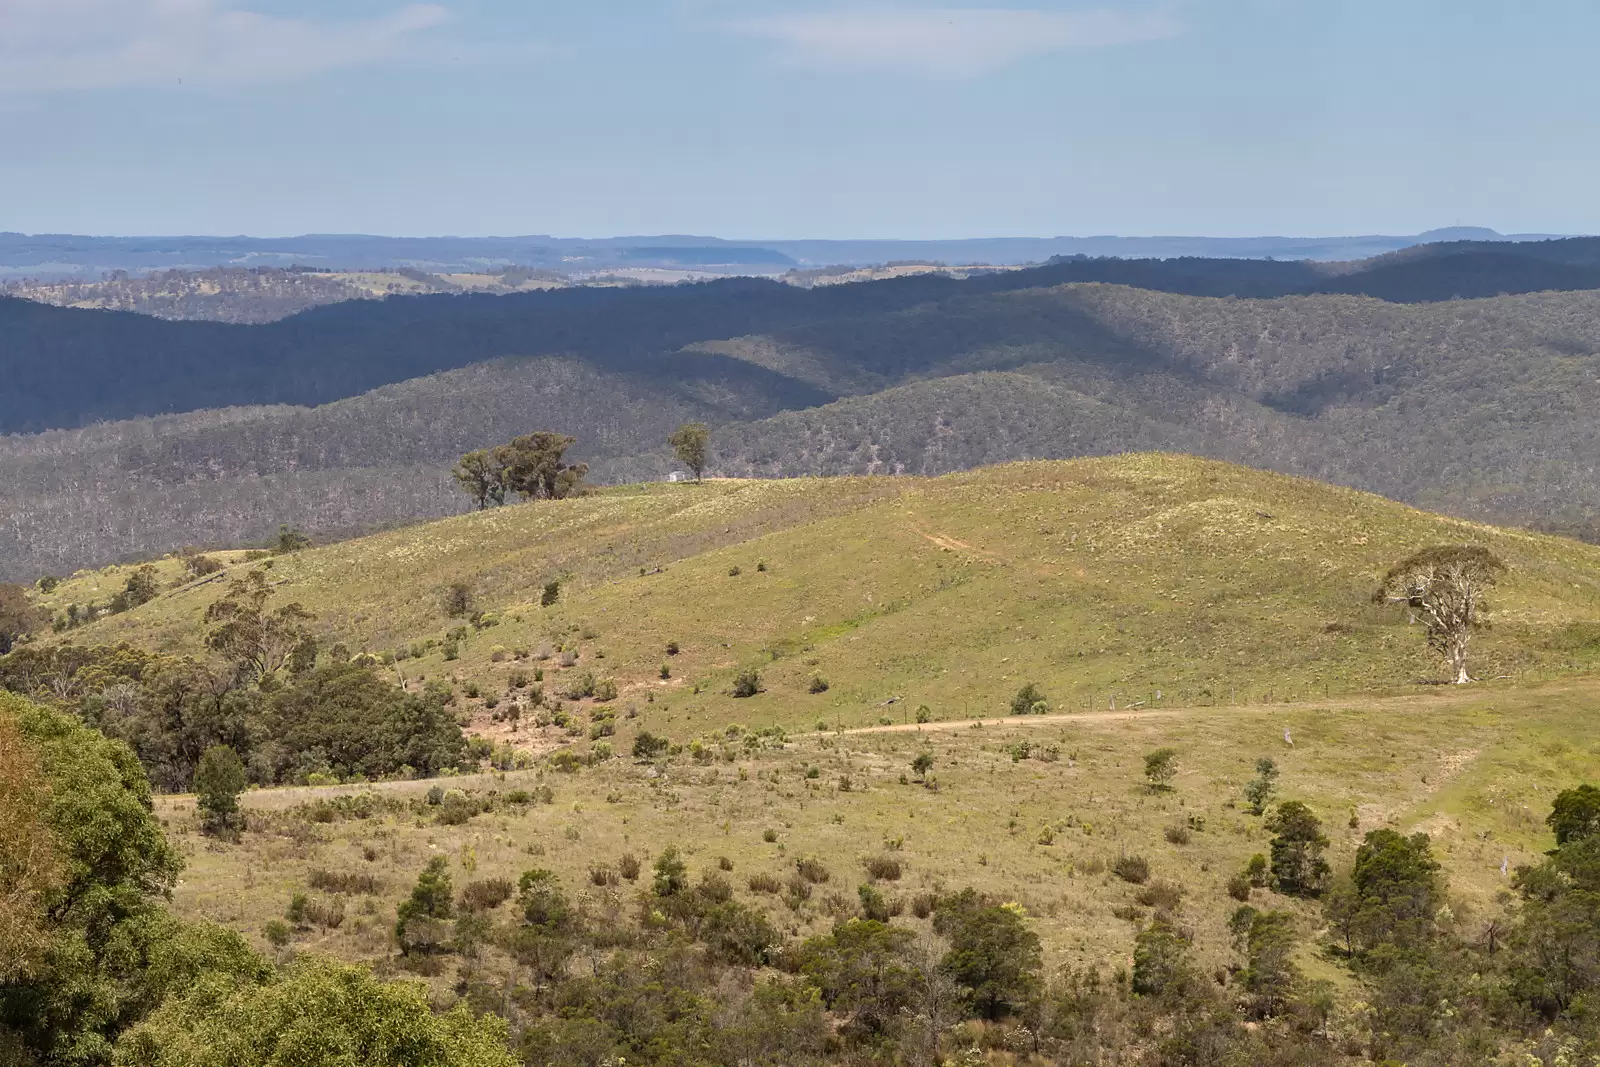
[4,238,1600,579]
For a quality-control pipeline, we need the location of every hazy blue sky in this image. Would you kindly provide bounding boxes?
[1,0,1596,238]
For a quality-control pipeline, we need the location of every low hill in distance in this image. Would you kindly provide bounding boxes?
[45,455,1600,741]
[5,227,1572,280]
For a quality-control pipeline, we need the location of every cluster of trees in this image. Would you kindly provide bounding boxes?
[0,692,514,1066]
[452,432,591,510]
[452,422,712,511]
[0,570,467,793]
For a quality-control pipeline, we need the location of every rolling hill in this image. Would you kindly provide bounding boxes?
[42,455,1600,735]
[14,455,1600,1065]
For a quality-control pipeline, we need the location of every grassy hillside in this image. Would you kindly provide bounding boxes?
[149,679,1600,976]
[47,456,1600,747]
[22,455,1600,1064]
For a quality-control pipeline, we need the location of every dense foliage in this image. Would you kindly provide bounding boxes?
[0,693,515,1066]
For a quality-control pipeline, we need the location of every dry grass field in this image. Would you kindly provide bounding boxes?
[153,678,1600,989]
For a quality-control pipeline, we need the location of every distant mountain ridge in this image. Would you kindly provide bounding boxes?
[0,226,1576,279]
[8,236,1600,436]
[5,232,1600,580]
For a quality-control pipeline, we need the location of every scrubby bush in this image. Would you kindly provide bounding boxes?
[1135,879,1185,911]
[1010,682,1047,716]
[1113,854,1151,885]
[731,670,763,698]
[796,857,831,884]
[863,856,903,882]
[632,732,669,760]
[461,877,514,911]
[308,869,380,895]
[747,872,782,894]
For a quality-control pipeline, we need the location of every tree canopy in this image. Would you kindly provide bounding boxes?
[1375,545,1506,683]
[668,422,711,482]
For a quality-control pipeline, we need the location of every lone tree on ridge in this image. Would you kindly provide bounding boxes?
[668,422,711,482]
[1374,545,1505,684]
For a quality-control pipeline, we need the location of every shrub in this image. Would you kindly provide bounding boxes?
[717,856,734,872]
[665,641,680,656]
[1244,757,1279,816]
[593,678,618,702]
[632,732,669,760]
[784,874,814,905]
[461,877,514,911]
[444,581,474,617]
[1113,854,1151,885]
[1227,873,1253,901]
[541,580,561,607]
[618,853,641,881]
[1163,825,1192,846]
[263,919,291,948]
[728,566,742,577]
[915,705,932,724]
[308,869,380,895]
[1132,913,1195,997]
[1144,748,1178,791]
[910,892,937,919]
[858,883,891,922]
[1010,682,1047,716]
[796,857,831,884]
[1245,853,1270,888]
[659,663,671,679]
[761,828,779,843]
[863,856,903,881]
[731,669,763,698]
[652,847,689,897]
[304,896,346,929]
[565,670,597,700]
[747,872,782,894]
[1135,879,1185,911]
[183,553,224,579]
[435,792,481,826]
[808,675,830,694]
[589,864,617,887]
